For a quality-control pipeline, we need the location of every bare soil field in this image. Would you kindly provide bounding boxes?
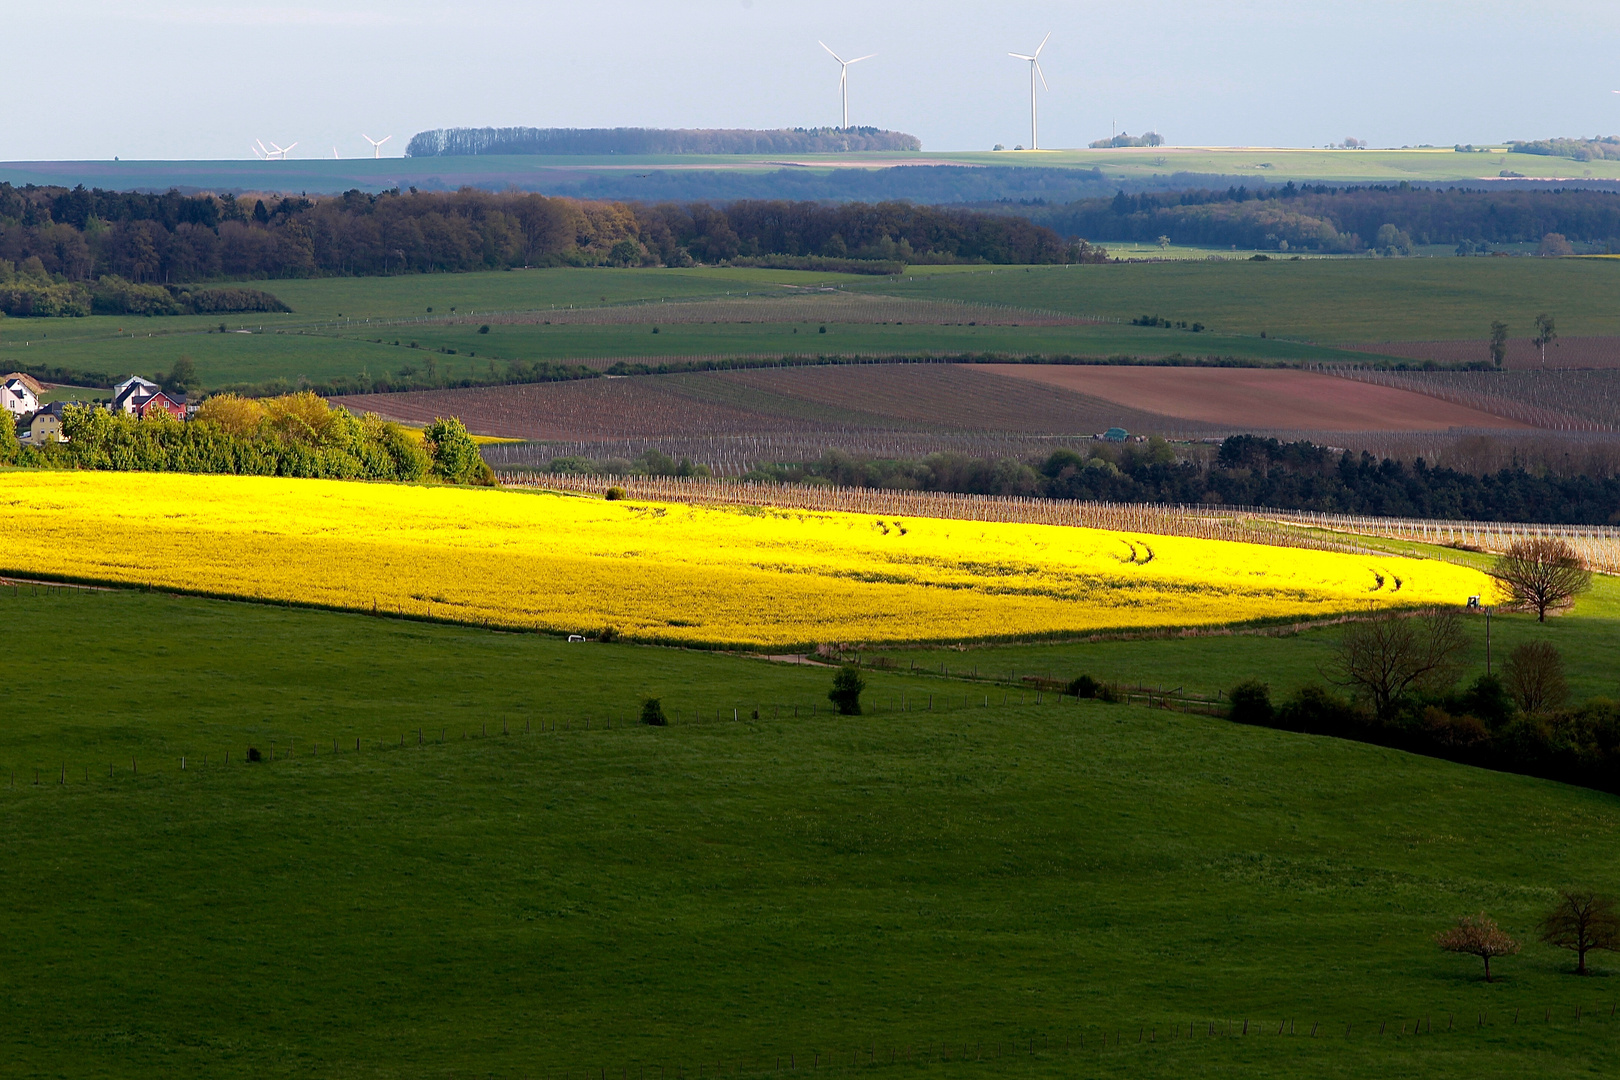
[1342,337,1620,369]
[708,364,1194,434]
[976,364,1531,431]
[343,363,1197,443]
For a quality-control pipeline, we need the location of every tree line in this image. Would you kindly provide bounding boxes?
[0,184,1081,291]
[0,392,491,485]
[719,434,1620,524]
[1509,136,1620,162]
[1014,183,1620,252]
[0,260,289,317]
[406,127,923,157]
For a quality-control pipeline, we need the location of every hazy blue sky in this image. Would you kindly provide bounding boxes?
[9,0,1620,160]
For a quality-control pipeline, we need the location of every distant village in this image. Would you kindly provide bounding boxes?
[4,373,186,446]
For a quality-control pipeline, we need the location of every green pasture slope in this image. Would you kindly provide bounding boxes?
[5,257,1620,391]
[4,583,1620,1078]
[864,258,1620,344]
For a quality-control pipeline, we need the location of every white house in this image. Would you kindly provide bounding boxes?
[2,376,39,418]
[111,376,163,415]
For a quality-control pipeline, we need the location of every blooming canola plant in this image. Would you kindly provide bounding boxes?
[0,473,1496,648]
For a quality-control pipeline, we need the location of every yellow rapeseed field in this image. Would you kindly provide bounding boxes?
[0,472,1496,647]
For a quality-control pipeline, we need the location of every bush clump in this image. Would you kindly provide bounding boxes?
[640,698,667,726]
[829,665,865,716]
[1228,680,1274,726]
[1067,674,1100,698]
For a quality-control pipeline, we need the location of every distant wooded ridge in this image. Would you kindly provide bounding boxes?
[405,127,923,157]
[1508,136,1620,162]
[0,184,1077,295]
[1006,184,1620,252]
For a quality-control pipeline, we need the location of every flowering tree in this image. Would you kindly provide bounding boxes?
[1436,912,1520,982]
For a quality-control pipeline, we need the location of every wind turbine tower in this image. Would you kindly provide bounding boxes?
[363,134,392,159]
[819,42,875,130]
[1008,32,1052,150]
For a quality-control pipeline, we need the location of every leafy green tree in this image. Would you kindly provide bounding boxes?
[609,239,642,267]
[1489,321,1509,367]
[640,698,667,726]
[423,417,494,485]
[0,411,20,464]
[1374,223,1412,255]
[163,355,198,396]
[1533,313,1558,365]
[828,665,865,715]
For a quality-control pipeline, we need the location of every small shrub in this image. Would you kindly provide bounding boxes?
[598,626,621,643]
[829,665,865,715]
[1228,680,1274,725]
[641,698,667,726]
[1066,674,1100,698]
[605,487,625,501]
[245,747,263,762]
[1423,706,1491,749]
[478,324,490,334]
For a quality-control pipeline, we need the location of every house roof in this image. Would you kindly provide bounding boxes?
[1,372,45,396]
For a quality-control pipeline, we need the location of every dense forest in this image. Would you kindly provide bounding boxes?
[1015,184,1620,252]
[723,435,1620,524]
[0,184,1078,296]
[406,127,922,157]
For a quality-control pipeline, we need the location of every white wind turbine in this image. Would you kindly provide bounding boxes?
[819,42,875,130]
[363,134,392,159]
[1008,32,1052,150]
[255,139,296,160]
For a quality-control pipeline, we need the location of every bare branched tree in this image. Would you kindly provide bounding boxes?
[1436,912,1520,982]
[1504,641,1570,717]
[1332,608,1467,721]
[1489,538,1591,622]
[1539,890,1620,975]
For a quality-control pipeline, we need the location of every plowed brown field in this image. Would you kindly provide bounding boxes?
[975,365,1531,431]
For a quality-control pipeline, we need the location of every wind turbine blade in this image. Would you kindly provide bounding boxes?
[820,41,845,64]
[1009,52,1034,60]
[1035,31,1051,58]
[333,147,340,158]
[848,53,875,64]
[1036,61,1049,91]
[378,135,391,144]
[252,145,265,159]
[283,142,297,154]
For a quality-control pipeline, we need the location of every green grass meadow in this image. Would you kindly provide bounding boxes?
[4,584,1620,1078]
[859,258,1620,343]
[7,257,1619,392]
